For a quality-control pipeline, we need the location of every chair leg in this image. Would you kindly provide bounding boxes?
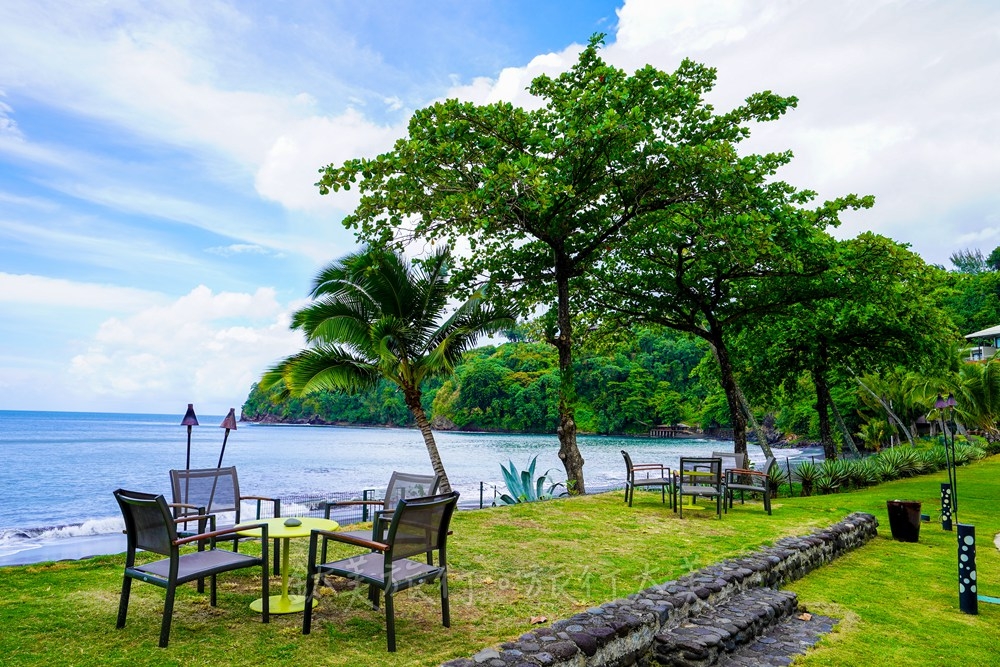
[210,574,217,606]
[116,576,132,629]
[441,573,450,628]
[369,584,380,610]
[273,538,281,576]
[302,571,314,634]
[627,484,633,507]
[160,583,176,648]
[261,562,270,624]
[385,590,396,652]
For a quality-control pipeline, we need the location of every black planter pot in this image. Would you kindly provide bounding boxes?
[886,500,921,542]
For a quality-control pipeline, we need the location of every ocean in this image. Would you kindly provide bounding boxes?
[0,410,814,566]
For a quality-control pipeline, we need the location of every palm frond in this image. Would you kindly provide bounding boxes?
[267,345,381,395]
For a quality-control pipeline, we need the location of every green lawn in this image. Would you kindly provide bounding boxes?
[1,457,998,666]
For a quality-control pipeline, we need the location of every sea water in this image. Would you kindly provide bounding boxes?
[0,410,812,565]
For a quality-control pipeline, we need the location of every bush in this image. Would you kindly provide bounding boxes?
[496,456,565,505]
[794,461,821,497]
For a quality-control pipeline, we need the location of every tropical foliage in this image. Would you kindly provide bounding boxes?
[496,456,565,505]
[259,246,515,493]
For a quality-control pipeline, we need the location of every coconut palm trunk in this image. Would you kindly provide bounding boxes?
[403,388,452,493]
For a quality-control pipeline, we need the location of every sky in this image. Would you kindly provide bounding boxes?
[1,1,998,415]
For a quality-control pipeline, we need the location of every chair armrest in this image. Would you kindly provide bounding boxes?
[175,521,268,546]
[241,494,278,502]
[727,468,766,477]
[174,513,215,530]
[168,502,206,517]
[311,528,388,552]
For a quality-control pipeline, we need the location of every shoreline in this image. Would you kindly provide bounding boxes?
[0,533,128,567]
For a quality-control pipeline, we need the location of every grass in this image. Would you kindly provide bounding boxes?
[1,458,999,666]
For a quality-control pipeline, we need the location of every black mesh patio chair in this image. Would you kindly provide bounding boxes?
[725,456,776,515]
[304,492,460,652]
[621,450,673,508]
[321,471,441,562]
[674,457,725,518]
[169,466,282,575]
[113,488,270,648]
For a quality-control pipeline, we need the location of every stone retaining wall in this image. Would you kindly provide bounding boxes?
[442,512,878,667]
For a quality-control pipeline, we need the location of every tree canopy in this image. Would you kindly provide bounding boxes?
[315,35,806,490]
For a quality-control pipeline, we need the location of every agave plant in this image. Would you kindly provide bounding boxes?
[497,456,565,505]
[794,461,821,497]
[767,464,788,498]
[952,443,978,466]
[921,445,950,471]
[815,474,841,495]
[877,446,924,479]
[851,458,883,488]
[819,459,850,492]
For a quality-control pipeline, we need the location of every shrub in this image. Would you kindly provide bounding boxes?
[794,461,821,497]
[497,456,565,505]
[767,463,788,498]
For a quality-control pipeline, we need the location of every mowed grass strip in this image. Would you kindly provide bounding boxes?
[1,457,998,666]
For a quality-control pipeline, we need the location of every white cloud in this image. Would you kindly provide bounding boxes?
[0,95,23,138]
[427,0,1000,266]
[205,243,271,257]
[0,273,164,310]
[254,108,403,213]
[66,285,305,413]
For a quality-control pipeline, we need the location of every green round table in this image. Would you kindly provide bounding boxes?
[237,516,339,614]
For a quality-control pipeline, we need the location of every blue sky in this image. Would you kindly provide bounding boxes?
[1,1,999,414]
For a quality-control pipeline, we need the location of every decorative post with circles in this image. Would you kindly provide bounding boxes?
[940,483,952,530]
[957,523,978,615]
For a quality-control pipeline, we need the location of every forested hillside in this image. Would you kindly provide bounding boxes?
[242,328,714,435]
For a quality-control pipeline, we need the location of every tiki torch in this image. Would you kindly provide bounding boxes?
[217,408,238,468]
[181,403,199,470]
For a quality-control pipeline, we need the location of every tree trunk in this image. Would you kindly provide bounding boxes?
[404,391,453,493]
[812,368,837,460]
[734,383,774,459]
[828,395,862,458]
[710,340,748,455]
[553,260,586,494]
[851,372,914,447]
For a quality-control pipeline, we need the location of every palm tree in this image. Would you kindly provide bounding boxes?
[262,246,516,493]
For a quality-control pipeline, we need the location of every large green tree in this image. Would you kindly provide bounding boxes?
[261,246,514,492]
[590,158,872,454]
[734,233,955,459]
[315,35,801,491]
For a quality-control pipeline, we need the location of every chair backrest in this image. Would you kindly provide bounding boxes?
[382,471,442,512]
[114,488,178,557]
[678,457,723,486]
[762,456,777,475]
[169,466,241,519]
[384,492,459,565]
[621,450,635,474]
[711,451,747,470]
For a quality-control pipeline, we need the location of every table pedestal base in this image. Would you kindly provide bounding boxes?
[251,594,317,614]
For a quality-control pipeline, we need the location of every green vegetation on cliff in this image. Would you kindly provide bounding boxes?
[243,328,713,435]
